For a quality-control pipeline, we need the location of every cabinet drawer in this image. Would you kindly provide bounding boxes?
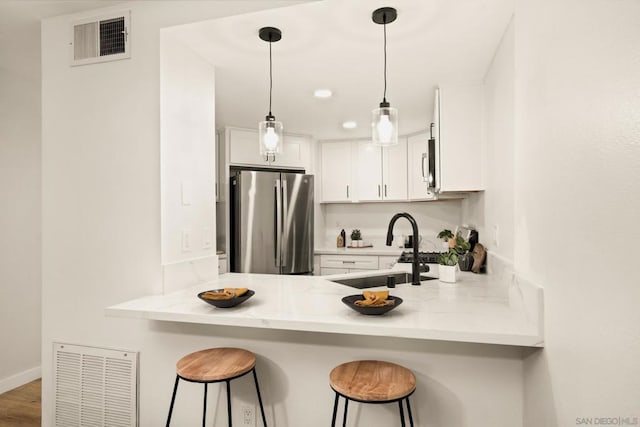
[320,255,379,270]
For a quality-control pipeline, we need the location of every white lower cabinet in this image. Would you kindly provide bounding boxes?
[320,255,379,271]
[319,254,402,275]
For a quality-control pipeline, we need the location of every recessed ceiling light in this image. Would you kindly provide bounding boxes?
[342,121,357,129]
[313,89,332,98]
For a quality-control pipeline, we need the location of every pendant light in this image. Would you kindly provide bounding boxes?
[258,27,283,158]
[371,7,398,146]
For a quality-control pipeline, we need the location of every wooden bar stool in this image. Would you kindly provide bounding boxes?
[329,360,416,427]
[166,347,267,427]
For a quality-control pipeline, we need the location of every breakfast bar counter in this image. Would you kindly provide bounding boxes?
[106,266,544,348]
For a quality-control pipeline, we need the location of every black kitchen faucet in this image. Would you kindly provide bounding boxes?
[386,212,423,285]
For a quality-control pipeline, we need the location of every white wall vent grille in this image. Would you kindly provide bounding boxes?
[53,343,138,427]
[70,11,131,66]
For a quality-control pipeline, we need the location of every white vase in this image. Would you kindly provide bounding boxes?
[439,265,457,283]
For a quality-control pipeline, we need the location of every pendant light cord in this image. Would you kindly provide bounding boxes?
[383,19,387,103]
[269,37,273,117]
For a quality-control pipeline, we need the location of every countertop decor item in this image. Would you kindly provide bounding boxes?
[258,26,283,158]
[371,7,399,146]
[350,229,363,246]
[454,234,473,271]
[198,289,255,308]
[438,250,459,283]
[437,229,455,251]
[342,294,403,315]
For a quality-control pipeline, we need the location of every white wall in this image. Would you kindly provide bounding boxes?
[465,17,515,263]
[160,32,217,291]
[322,200,463,250]
[41,2,527,427]
[514,1,640,425]
[0,8,42,392]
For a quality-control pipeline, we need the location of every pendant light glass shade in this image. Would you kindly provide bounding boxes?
[258,27,283,156]
[259,116,283,155]
[371,7,398,147]
[372,104,398,146]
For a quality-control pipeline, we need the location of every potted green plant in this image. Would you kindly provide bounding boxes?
[437,229,455,251]
[438,250,458,283]
[454,234,473,271]
[350,229,362,247]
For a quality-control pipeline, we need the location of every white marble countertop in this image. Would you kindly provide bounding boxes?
[106,264,544,348]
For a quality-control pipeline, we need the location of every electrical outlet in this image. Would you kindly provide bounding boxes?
[240,405,255,426]
[202,228,212,249]
[181,229,191,252]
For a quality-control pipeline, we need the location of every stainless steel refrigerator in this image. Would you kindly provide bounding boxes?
[230,170,314,274]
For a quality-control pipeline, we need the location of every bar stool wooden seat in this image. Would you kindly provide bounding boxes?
[329,360,416,427]
[166,348,267,427]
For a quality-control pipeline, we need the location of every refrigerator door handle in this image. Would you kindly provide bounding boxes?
[281,178,288,267]
[275,180,282,268]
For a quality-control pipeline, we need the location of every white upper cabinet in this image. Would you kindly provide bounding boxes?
[324,139,407,203]
[436,84,483,192]
[381,138,408,201]
[355,141,383,201]
[227,127,311,170]
[320,141,353,202]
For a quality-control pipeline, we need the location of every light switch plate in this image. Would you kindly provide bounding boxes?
[181,181,192,206]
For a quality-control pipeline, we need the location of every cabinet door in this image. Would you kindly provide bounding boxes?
[320,255,379,270]
[271,134,311,169]
[407,132,435,200]
[228,128,311,169]
[382,138,407,200]
[356,141,383,201]
[228,128,266,166]
[438,84,483,192]
[321,142,352,202]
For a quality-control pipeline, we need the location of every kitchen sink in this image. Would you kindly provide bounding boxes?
[331,273,437,289]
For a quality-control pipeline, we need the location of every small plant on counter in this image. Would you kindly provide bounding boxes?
[437,229,454,241]
[350,229,362,241]
[453,234,471,255]
[438,250,459,266]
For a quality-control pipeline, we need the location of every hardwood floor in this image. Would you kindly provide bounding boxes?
[0,379,41,427]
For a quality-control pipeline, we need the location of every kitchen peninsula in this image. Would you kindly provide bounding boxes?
[106,263,543,347]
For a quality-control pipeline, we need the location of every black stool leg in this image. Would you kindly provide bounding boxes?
[166,375,180,427]
[252,368,268,427]
[202,383,208,427]
[226,380,232,427]
[398,400,406,427]
[342,398,349,427]
[406,397,414,427]
[331,393,339,427]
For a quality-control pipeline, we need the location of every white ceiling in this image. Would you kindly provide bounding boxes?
[170,0,514,140]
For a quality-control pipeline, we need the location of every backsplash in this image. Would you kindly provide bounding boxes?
[320,200,463,250]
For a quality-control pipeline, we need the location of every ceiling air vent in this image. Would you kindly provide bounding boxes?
[70,11,130,66]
